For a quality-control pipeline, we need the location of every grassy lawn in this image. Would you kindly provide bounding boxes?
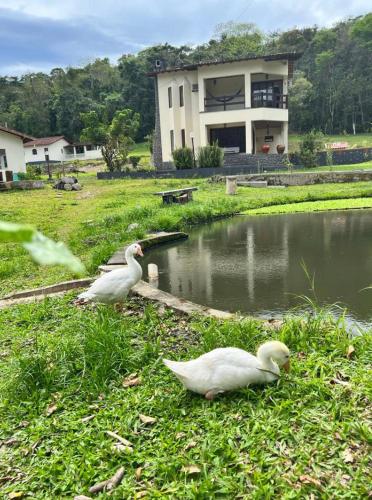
[4,174,372,296]
[288,133,372,153]
[299,161,372,173]
[1,174,371,498]
[0,295,370,498]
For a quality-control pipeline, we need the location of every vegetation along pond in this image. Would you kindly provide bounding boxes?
[142,210,372,329]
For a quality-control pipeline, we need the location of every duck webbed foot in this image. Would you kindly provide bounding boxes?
[205,389,224,400]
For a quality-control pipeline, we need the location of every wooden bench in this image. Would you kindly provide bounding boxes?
[154,187,198,204]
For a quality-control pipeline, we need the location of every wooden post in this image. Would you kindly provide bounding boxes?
[226,176,237,195]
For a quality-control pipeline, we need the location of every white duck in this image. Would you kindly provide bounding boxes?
[77,243,143,304]
[163,340,290,400]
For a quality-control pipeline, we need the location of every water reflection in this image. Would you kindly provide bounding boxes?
[142,211,372,326]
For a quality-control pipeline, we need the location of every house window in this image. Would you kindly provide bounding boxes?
[32,149,37,155]
[170,130,174,153]
[181,129,186,148]
[44,147,48,152]
[168,87,172,108]
[179,85,184,107]
[0,149,8,169]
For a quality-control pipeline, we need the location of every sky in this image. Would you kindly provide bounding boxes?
[0,0,370,76]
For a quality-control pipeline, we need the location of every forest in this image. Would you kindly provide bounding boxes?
[0,13,371,142]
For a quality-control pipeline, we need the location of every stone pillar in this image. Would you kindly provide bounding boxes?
[226,176,237,195]
[153,75,163,170]
[244,72,251,108]
[283,122,289,153]
[245,120,253,154]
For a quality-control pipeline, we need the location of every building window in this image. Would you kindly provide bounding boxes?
[179,85,184,107]
[168,87,172,108]
[32,148,37,155]
[181,129,186,148]
[0,149,8,169]
[170,130,174,153]
[44,147,48,152]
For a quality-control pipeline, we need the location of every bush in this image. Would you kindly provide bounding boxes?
[197,142,224,168]
[172,147,194,169]
[129,156,141,167]
[298,130,325,168]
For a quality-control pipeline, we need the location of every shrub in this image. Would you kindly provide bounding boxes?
[298,130,324,168]
[172,147,194,169]
[129,156,141,167]
[197,142,224,168]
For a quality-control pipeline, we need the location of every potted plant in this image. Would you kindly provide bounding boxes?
[276,144,285,154]
[261,144,270,154]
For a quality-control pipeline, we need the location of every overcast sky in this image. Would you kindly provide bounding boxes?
[0,0,370,76]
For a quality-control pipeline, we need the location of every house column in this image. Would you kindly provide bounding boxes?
[283,122,289,152]
[245,120,252,154]
[244,72,251,108]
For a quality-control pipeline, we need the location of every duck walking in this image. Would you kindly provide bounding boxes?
[163,341,290,400]
[76,243,143,304]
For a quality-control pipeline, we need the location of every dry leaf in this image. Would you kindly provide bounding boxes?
[330,378,351,388]
[45,403,58,416]
[184,441,197,450]
[8,493,25,499]
[342,448,355,463]
[18,421,29,428]
[74,496,93,500]
[105,431,132,446]
[89,480,108,494]
[112,443,133,454]
[135,467,142,481]
[299,475,321,487]
[81,415,95,423]
[346,345,355,359]
[106,467,125,491]
[3,438,19,447]
[181,465,201,474]
[123,374,141,388]
[135,492,148,499]
[175,432,185,439]
[139,414,156,425]
[334,432,342,441]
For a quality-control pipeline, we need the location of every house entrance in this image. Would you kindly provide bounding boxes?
[209,126,246,153]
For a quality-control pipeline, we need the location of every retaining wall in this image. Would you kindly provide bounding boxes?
[234,171,372,186]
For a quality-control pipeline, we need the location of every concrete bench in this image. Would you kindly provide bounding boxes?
[154,187,198,204]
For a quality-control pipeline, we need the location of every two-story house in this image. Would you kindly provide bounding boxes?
[149,52,300,169]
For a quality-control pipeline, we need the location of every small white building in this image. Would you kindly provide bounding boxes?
[0,125,34,178]
[150,52,301,168]
[24,136,102,164]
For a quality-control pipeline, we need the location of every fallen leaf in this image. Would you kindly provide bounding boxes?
[299,475,321,488]
[135,467,142,481]
[17,421,29,429]
[175,432,185,439]
[81,415,95,423]
[112,443,133,454]
[334,432,342,441]
[342,448,355,463]
[123,374,141,388]
[139,414,156,425]
[346,345,355,359]
[184,441,197,450]
[3,438,19,447]
[105,431,132,447]
[106,467,125,491]
[8,493,25,499]
[340,474,351,486]
[45,403,58,416]
[330,378,351,388]
[74,496,93,500]
[181,465,201,474]
[135,492,148,499]
[89,480,108,494]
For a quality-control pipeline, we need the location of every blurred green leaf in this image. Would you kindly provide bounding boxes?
[0,221,35,243]
[24,232,85,275]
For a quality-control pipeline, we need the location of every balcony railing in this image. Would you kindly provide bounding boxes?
[204,93,245,112]
[252,94,288,109]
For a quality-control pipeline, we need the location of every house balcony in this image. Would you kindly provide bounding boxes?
[251,93,288,109]
[204,93,245,112]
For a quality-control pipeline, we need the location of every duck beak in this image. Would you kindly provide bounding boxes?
[137,246,144,257]
[283,360,290,373]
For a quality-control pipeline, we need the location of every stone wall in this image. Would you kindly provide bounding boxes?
[290,147,372,167]
[234,171,372,186]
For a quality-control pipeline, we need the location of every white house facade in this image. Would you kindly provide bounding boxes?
[24,136,102,163]
[0,125,33,178]
[150,53,300,168]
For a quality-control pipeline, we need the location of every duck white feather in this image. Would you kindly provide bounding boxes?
[163,341,290,399]
[77,243,143,304]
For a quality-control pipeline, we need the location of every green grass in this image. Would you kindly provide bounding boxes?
[299,161,372,173]
[245,197,372,215]
[0,294,370,498]
[4,174,372,295]
[288,133,372,153]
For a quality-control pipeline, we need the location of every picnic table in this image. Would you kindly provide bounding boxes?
[153,187,198,204]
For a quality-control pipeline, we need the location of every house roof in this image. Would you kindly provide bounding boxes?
[0,125,35,142]
[24,136,70,147]
[147,52,302,76]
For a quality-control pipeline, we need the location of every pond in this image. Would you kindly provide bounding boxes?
[142,210,372,328]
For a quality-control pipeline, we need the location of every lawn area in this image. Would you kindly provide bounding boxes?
[300,160,372,173]
[288,133,372,153]
[4,174,372,295]
[1,174,372,498]
[0,294,370,498]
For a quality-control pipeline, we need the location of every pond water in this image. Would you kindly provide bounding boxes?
[142,210,372,328]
